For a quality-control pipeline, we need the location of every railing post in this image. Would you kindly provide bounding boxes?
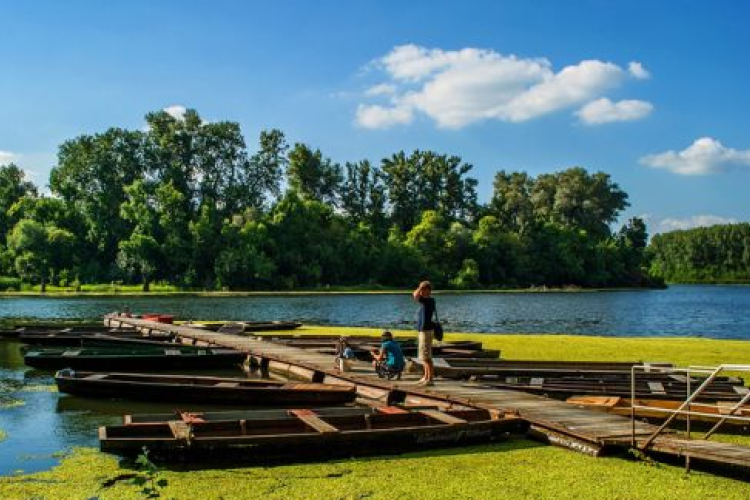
[704,387,750,440]
[640,365,724,450]
[630,365,637,447]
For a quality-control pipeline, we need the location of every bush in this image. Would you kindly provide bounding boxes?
[0,276,21,291]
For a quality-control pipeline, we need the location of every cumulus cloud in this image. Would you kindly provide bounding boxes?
[628,62,650,80]
[163,104,188,120]
[356,104,413,129]
[356,44,650,129]
[577,98,653,124]
[0,150,20,165]
[640,137,750,175]
[364,83,397,97]
[656,215,739,233]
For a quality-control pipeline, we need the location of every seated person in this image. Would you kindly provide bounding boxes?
[371,331,405,376]
[334,337,356,371]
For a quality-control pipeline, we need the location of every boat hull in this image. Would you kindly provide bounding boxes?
[55,372,356,406]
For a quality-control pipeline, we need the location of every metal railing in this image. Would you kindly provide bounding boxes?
[630,364,750,450]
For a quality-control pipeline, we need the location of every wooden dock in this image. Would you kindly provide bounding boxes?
[105,315,750,471]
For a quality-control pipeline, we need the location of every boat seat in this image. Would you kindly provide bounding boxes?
[215,382,239,388]
[647,382,666,395]
[168,421,192,441]
[419,409,467,425]
[289,409,339,433]
[85,374,108,380]
[62,350,82,357]
[165,349,182,356]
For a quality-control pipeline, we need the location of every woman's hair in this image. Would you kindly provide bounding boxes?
[381,330,393,339]
[419,280,432,291]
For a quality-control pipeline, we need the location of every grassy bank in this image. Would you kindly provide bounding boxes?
[2,327,750,499]
[0,285,654,297]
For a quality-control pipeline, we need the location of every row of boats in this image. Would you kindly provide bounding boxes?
[11,320,750,462]
[12,322,523,460]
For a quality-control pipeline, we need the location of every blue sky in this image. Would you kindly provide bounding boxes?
[1,0,749,233]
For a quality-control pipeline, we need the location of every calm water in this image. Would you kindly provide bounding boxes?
[1,285,749,338]
[1,284,749,475]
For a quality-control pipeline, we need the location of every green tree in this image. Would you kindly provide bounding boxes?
[215,216,276,289]
[50,128,145,279]
[118,180,161,291]
[340,160,388,236]
[0,163,37,245]
[286,143,342,205]
[382,150,478,232]
[8,219,75,291]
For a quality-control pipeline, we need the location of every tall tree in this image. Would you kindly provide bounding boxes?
[382,150,478,232]
[7,219,75,291]
[531,167,629,239]
[50,128,146,278]
[0,163,37,245]
[117,180,162,291]
[246,129,288,209]
[286,143,342,205]
[340,160,388,235]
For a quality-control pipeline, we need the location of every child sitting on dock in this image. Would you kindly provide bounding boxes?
[371,331,405,380]
[334,337,356,371]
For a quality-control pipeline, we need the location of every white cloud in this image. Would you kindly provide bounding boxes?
[163,104,188,120]
[364,83,397,97]
[0,150,20,165]
[628,62,650,80]
[640,137,750,175]
[356,104,413,129]
[356,45,650,129]
[656,215,739,233]
[577,98,653,124]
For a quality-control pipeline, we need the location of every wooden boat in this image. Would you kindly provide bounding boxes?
[124,407,380,424]
[23,346,246,371]
[55,371,356,406]
[186,321,303,332]
[472,374,748,402]
[19,332,177,347]
[99,407,524,461]
[568,396,750,430]
[411,358,650,379]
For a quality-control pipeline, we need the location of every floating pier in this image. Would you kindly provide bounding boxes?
[105,315,750,471]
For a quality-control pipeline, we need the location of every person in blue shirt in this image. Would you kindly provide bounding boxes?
[371,331,405,376]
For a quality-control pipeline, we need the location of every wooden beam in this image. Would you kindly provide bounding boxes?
[168,420,192,441]
[290,409,339,433]
[419,409,467,425]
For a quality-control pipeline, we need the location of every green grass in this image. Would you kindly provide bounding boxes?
[2,327,750,498]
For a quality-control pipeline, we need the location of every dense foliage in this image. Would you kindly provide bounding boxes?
[649,223,750,283]
[0,109,657,291]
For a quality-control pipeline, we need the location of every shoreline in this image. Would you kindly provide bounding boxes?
[0,286,660,298]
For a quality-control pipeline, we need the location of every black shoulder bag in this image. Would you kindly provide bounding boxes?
[433,305,444,341]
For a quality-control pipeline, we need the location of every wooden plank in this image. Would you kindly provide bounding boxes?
[168,421,192,441]
[290,409,339,433]
[419,409,467,425]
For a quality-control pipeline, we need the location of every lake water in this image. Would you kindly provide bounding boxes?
[1,284,749,338]
[1,284,749,475]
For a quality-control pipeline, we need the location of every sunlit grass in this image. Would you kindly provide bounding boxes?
[2,326,750,498]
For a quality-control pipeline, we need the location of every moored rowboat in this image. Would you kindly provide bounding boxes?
[24,346,246,371]
[55,371,357,406]
[99,407,524,462]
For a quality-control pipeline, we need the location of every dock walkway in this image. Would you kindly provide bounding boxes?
[106,316,750,470]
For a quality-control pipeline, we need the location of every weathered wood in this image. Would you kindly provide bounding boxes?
[420,409,467,425]
[290,410,340,433]
[103,315,750,470]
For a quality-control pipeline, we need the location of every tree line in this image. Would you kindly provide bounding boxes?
[648,223,750,283]
[0,108,658,291]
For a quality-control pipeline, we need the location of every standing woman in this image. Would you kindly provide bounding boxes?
[413,280,436,386]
